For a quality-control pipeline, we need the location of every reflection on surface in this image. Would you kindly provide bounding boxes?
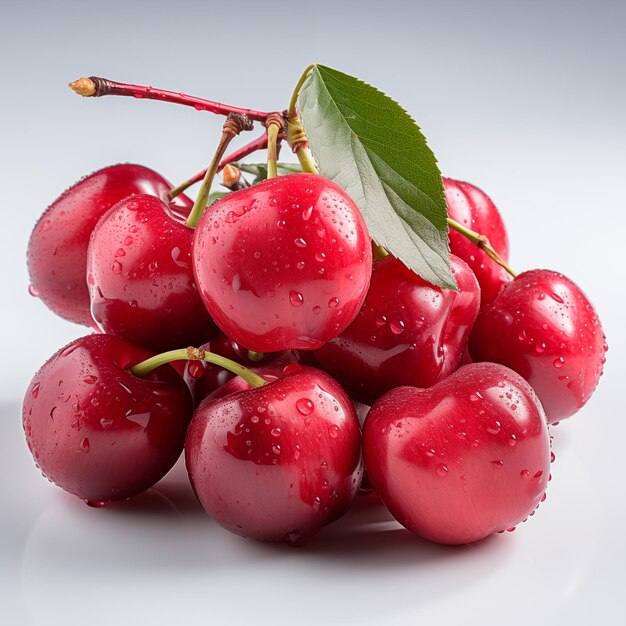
[7,403,602,626]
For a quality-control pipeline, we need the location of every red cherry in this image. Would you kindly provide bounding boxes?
[22,334,192,503]
[185,366,363,544]
[27,164,193,327]
[363,363,551,544]
[169,333,297,406]
[469,270,607,423]
[313,254,480,404]
[444,177,512,306]
[87,194,217,352]
[192,173,372,352]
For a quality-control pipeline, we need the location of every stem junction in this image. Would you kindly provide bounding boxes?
[185,113,254,229]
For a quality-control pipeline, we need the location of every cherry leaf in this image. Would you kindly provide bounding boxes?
[297,65,455,289]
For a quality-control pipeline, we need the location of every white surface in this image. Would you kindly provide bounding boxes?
[1,1,625,624]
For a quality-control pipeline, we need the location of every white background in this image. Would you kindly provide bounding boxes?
[1,1,625,624]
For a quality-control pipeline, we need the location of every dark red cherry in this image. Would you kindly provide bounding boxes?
[313,254,480,404]
[363,363,551,544]
[185,366,363,544]
[87,194,217,352]
[28,164,193,326]
[444,177,512,306]
[192,173,372,352]
[469,270,607,423]
[22,334,192,503]
[171,333,297,406]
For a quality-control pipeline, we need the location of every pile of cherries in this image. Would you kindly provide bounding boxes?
[23,90,607,547]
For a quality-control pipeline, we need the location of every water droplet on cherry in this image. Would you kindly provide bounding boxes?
[390,319,405,335]
[296,399,314,415]
[436,464,449,477]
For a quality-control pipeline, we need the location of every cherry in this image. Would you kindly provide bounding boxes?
[87,194,218,352]
[313,254,480,404]
[185,365,363,544]
[192,173,372,352]
[469,270,607,423]
[172,333,297,405]
[22,334,192,503]
[363,363,551,544]
[444,177,512,306]
[28,164,193,327]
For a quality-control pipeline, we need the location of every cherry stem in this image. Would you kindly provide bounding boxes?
[185,113,254,229]
[372,243,389,260]
[265,113,286,180]
[68,76,271,122]
[266,125,279,179]
[447,217,517,278]
[169,132,269,199]
[288,65,315,119]
[247,350,265,362]
[287,65,319,174]
[130,347,267,388]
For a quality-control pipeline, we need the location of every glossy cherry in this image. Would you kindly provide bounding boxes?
[313,254,480,404]
[87,194,218,352]
[185,365,363,544]
[172,333,297,406]
[444,177,512,306]
[363,363,551,545]
[192,173,372,352]
[469,270,607,423]
[28,164,193,327]
[22,334,192,503]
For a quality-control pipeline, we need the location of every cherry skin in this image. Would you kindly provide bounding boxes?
[87,194,218,352]
[313,254,480,405]
[192,173,372,352]
[22,334,192,503]
[469,270,607,423]
[28,164,193,327]
[363,363,551,545]
[185,366,363,544]
[444,177,512,306]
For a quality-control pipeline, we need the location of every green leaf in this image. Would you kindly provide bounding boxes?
[208,191,228,205]
[235,162,303,186]
[297,65,455,289]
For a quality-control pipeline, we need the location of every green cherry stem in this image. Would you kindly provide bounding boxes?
[265,113,286,180]
[169,132,268,199]
[287,65,315,119]
[130,347,268,388]
[447,217,517,278]
[185,113,254,229]
[372,242,389,260]
[287,65,319,174]
[266,125,279,179]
